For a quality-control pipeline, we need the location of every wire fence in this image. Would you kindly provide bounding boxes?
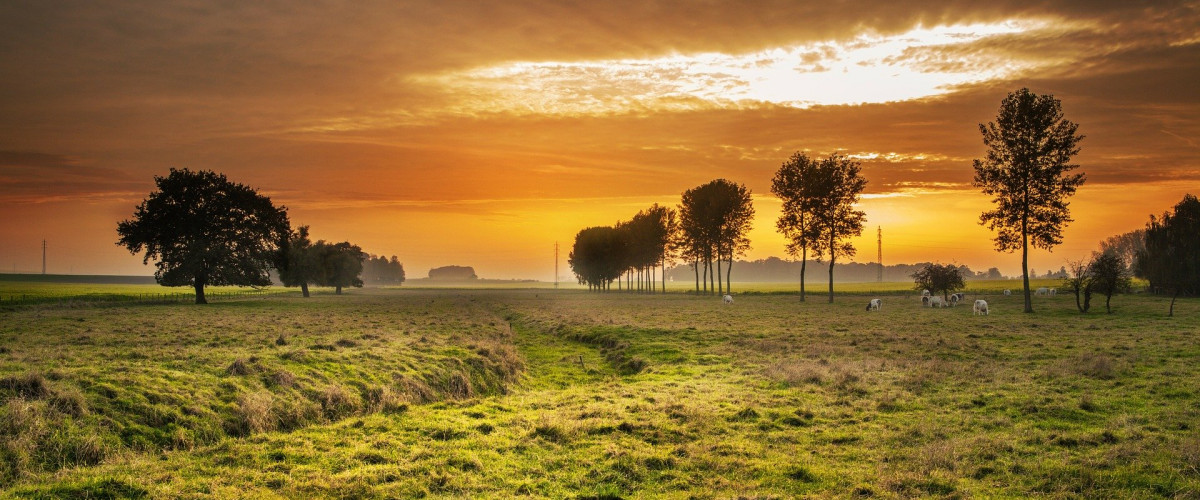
[0,289,281,307]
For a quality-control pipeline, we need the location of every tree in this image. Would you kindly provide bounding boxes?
[1062,259,1094,313]
[810,154,867,303]
[1135,194,1200,316]
[317,241,365,295]
[117,168,290,304]
[569,226,627,291]
[911,263,965,301]
[772,152,823,301]
[1100,229,1146,276]
[677,179,754,295]
[984,267,1003,280]
[973,88,1085,313]
[277,225,321,298]
[1089,251,1131,314]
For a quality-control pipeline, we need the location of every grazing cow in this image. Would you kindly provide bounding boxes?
[974,299,989,315]
[1049,288,1057,296]
[922,295,931,307]
[929,296,947,308]
[866,298,881,311]
[949,293,964,306]
[722,294,733,304]
[1003,289,1011,296]
[922,289,931,297]
[1035,287,1050,296]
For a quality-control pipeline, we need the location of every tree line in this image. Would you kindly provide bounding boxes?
[116,168,405,303]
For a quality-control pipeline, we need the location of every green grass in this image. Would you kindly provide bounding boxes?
[2,286,1197,497]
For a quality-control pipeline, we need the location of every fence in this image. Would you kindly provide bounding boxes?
[0,289,281,307]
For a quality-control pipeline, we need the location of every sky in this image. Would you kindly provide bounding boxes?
[1,1,1197,281]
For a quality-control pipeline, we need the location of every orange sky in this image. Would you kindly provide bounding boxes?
[1,1,1198,280]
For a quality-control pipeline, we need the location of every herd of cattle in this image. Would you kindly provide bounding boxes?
[721,287,1064,317]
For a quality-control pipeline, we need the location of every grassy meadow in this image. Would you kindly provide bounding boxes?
[1,282,1198,498]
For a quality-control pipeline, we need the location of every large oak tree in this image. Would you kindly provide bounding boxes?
[117,168,290,304]
[973,88,1085,313]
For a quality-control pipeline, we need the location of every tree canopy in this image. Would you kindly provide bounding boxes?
[809,154,867,303]
[972,88,1085,313]
[677,179,754,295]
[911,263,966,301]
[116,168,290,304]
[277,225,321,298]
[1135,194,1200,316]
[318,241,365,294]
[772,152,824,301]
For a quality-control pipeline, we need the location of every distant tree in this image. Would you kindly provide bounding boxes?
[1089,251,1131,314]
[569,226,626,291]
[810,154,867,303]
[362,254,406,285]
[1062,259,1094,313]
[973,88,1085,313]
[1135,194,1200,316]
[317,241,364,295]
[117,168,290,304]
[428,265,477,280]
[277,225,321,298]
[1100,229,1146,276]
[772,152,824,301]
[911,263,965,301]
[984,267,1003,280]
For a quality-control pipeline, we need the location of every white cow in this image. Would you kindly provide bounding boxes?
[949,293,964,306]
[1035,287,1050,296]
[722,294,733,304]
[929,296,947,308]
[866,298,881,311]
[1049,288,1057,296]
[922,289,931,297]
[922,295,932,307]
[974,299,989,315]
[1003,289,1011,296]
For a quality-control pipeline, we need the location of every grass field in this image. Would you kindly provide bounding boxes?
[1,283,1197,498]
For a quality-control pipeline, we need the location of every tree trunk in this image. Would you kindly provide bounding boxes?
[828,231,836,303]
[800,249,807,302]
[1170,288,1178,317]
[1022,215,1033,313]
[301,282,310,298]
[694,260,699,292]
[1105,293,1112,313]
[717,257,724,296]
[335,285,342,295]
[193,278,207,305]
[725,255,733,294]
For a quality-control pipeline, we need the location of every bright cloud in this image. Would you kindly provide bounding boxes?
[417,20,1059,116]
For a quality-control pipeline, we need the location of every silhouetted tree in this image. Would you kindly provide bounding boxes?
[772,152,823,301]
[1135,194,1200,316]
[810,154,867,303]
[277,225,321,297]
[911,263,965,301]
[317,241,364,294]
[569,226,626,291]
[973,88,1085,313]
[678,179,754,295]
[1090,251,1131,314]
[117,168,290,304]
[984,267,1003,280]
[1062,259,1094,313]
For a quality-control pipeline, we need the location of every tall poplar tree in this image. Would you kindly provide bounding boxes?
[973,88,1085,313]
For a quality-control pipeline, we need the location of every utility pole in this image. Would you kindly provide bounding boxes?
[554,242,559,289]
[876,226,882,283]
[42,239,47,275]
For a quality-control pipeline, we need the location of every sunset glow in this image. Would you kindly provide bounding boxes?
[419,21,1053,116]
[1,2,1198,281]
